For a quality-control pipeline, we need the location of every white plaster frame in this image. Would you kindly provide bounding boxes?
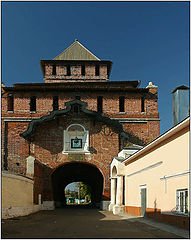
[63,123,90,154]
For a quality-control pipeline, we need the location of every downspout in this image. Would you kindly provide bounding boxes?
[3,121,8,170]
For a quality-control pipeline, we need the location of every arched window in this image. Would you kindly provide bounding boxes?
[63,124,89,153]
[112,166,117,178]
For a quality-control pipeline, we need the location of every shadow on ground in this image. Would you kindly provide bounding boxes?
[1,207,186,239]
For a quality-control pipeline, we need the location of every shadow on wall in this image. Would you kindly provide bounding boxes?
[28,111,146,155]
[33,160,53,204]
[29,115,106,155]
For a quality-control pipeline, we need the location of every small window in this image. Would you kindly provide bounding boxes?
[72,104,80,114]
[107,65,110,76]
[81,65,85,76]
[119,96,125,112]
[67,65,71,76]
[53,96,59,111]
[75,96,81,100]
[176,189,188,214]
[30,96,36,112]
[95,65,100,76]
[141,97,145,112]
[97,96,103,113]
[52,65,56,75]
[7,95,14,112]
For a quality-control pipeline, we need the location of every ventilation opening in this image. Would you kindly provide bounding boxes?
[65,182,92,205]
[52,65,56,75]
[75,96,81,100]
[53,96,59,110]
[7,95,14,112]
[30,96,36,112]
[95,65,100,76]
[67,65,71,76]
[97,96,103,113]
[107,65,110,77]
[81,65,85,76]
[141,97,145,112]
[119,96,125,112]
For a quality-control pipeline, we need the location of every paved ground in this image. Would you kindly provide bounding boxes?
[1,206,189,239]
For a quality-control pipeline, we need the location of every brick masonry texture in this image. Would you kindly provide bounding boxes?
[1,60,160,203]
[44,64,108,82]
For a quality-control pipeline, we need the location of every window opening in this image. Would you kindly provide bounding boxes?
[107,65,110,76]
[53,96,59,111]
[119,96,125,112]
[52,65,56,75]
[95,65,100,76]
[176,189,188,214]
[141,97,145,112]
[65,182,92,205]
[81,65,85,76]
[72,104,81,114]
[7,95,14,112]
[97,96,103,113]
[30,96,36,112]
[67,65,71,76]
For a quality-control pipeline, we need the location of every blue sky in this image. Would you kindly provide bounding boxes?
[2,1,190,134]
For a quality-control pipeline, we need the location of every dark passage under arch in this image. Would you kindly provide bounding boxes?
[51,162,104,208]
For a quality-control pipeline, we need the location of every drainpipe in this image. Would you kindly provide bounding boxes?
[3,121,8,170]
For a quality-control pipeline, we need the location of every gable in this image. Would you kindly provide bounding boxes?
[54,40,100,61]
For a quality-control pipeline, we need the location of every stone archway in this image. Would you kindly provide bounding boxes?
[51,162,104,208]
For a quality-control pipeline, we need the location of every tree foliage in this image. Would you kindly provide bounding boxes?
[79,182,91,201]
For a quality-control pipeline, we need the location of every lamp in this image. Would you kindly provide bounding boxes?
[74,130,79,144]
[74,136,79,144]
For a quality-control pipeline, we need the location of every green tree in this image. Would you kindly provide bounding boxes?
[79,182,91,202]
[70,191,78,199]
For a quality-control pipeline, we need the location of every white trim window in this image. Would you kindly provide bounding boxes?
[176,189,188,214]
[63,124,89,153]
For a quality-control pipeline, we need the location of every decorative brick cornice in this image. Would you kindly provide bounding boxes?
[20,99,130,141]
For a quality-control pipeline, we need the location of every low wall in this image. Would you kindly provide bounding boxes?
[124,206,189,230]
[2,171,41,219]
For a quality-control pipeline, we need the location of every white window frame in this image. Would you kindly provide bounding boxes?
[176,189,188,214]
[63,123,90,154]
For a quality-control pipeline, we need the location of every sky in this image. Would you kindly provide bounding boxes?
[2,1,190,134]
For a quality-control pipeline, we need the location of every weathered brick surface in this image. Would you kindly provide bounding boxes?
[1,59,160,203]
[44,64,108,82]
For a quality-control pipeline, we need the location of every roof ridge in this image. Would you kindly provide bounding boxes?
[75,41,100,60]
[53,40,100,60]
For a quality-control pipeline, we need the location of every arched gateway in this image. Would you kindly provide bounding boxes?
[2,41,159,213]
[20,99,130,210]
[52,162,103,207]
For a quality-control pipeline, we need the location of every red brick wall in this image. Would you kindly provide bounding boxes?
[1,84,159,202]
[2,121,29,174]
[1,90,159,118]
[44,63,108,82]
[124,206,189,229]
[31,115,118,199]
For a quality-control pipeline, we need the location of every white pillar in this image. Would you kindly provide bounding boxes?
[111,178,116,205]
[113,175,124,215]
[26,156,35,175]
[116,175,123,205]
[109,177,117,211]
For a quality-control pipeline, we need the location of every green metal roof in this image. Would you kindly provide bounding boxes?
[54,40,100,61]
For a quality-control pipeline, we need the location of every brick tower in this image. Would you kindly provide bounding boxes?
[1,40,160,209]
